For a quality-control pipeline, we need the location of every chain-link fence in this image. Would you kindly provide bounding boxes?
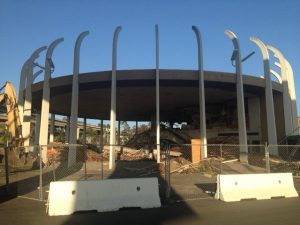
[1,143,168,201]
[269,145,300,175]
[1,143,300,203]
[165,144,300,201]
[39,144,87,200]
[85,144,169,201]
[0,145,41,200]
[0,144,86,201]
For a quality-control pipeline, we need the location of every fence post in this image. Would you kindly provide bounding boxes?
[165,144,171,201]
[84,144,87,180]
[101,148,104,180]
[265,142,270,173]
[39,145,43,200]
[220,144,223,174]
[4,146,9,192]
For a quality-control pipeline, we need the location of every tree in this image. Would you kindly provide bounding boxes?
[120,121,133,144]
[85,127,98,145]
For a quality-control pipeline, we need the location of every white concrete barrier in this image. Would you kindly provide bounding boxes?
[48,177,161,216]
[215,173,298,202]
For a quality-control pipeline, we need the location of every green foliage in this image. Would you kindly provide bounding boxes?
[85,127,98,144]
[0,124,10,144]
[54,127,66,143]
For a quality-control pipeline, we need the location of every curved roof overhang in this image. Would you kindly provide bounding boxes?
[30,69,283,121]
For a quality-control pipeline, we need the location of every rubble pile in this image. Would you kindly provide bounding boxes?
[85,147,150,162]
[86,149,108,161]
[169,157,220,175]
[125,130,153,150]
[125,128,189,151]
[270,158,300,175]
[119,149,149,161]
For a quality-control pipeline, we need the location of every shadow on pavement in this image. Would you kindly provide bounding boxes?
[60,159,200,225]
[195,183,217,197]
[0,162,84,204]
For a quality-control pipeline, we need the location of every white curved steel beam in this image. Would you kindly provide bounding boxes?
[284,60,296,101]
[155,24,161,163]
[18,60,30,125]
[285,59,298,133]
[109,26,122,169]
[21,46,47,148]
[30,46,47,61]
[18,46,47,125]
[250,36,278,153]
[69,31,90,167]
[267,45,287,81]
[32,70,43,82]
[192,25,207,159]
[267,45,295,135]
[270,69,282,84]
[39,38,64,163]
[23,65,44,147]
[30,69,44,147]
[45,38,64,79]
[225,29,248,162]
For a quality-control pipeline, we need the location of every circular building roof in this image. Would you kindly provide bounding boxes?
[30,69,283,121]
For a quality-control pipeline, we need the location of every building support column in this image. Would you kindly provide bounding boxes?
[76,127,80,140]
[82,118,86,145]
[225,30,248,162]
[39,38,64,163]
[109,26,122,170]
[250,37,278,155]
[117,121,121,146]
[49,114,55,143]
[68,31,89,167]
[192,26,207,158]
[100,120,104,151]
[155,24,161,163]
[65,116,70,143]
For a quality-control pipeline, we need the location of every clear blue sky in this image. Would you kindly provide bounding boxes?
[1,0,299,114]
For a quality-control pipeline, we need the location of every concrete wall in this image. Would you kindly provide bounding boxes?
[248,97,261,144]
[273,92,285,141]
[260,94,268,144]
[248,97,261,133]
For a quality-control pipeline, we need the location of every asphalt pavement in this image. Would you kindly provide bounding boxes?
[1,176,300,225]
[1,192,300,225]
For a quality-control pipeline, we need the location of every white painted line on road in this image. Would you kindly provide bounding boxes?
[17,196,46,202]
